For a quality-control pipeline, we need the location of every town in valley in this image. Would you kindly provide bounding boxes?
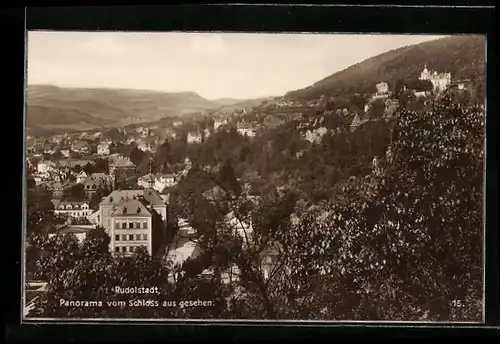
[24,33,486,322]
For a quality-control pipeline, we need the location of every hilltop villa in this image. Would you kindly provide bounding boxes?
[419,65,451,93]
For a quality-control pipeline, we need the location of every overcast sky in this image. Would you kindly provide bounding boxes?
[27,31,445,100]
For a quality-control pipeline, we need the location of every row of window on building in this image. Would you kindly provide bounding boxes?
[115,221,148,229]
[115,234,148,241]
[56,211,91,218]
[114,245,146,253]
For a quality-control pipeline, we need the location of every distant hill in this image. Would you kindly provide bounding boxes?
[211,98,250,107]
[26,104,114,133]
[285,35,486,100]
[26,85,220,135]
[216,97,277,113]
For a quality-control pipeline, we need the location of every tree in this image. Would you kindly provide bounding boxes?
[83,163,94,175]
[51,149,63,161]
[94,158,110,174]
[103,128,123,142]
[62,183,86,201]
[349,93,368,112]
[284,95,484,321]
[218,159,241,196]
[136,154,157,176]
[169,165,301,319]
[85,226,111,253]
[368,99,386,119]
[155,139,173,172]
[129,146,145,166]
[26,188,55,234]
[27,176,36,189]
[29,231,235,318]
[398,89,417,108]
[393,79,406,99]
[414,79,434,92]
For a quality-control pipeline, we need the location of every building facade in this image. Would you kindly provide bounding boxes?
[97,188,167,232]
[187,132,202,144]
[419,65,452,93]
[53,200,93,219]
[37,160,57,174]
[97,142,110,155]
[109,200,153,256]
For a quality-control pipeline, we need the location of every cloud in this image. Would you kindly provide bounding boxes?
[188,34,228,57]
[78,35,129,56]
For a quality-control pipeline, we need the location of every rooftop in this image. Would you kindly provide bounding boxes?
[111,158,136,168]
[139,173,155,182]
[58,159,93,168]
[38,160,56,166]
[90,173,109,180]
[101,188,165,207]
[110,199,152,217]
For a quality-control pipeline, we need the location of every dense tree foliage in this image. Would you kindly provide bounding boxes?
[62,184,86,201]
[93,158,110,174]
[26,188,55,234]
[283,96,484,321]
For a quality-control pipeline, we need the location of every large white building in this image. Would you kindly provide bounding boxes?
[372,81,390,100]
[37,160,56,174]
[419,65,451,93]
[95,188,167,228]
[138,173,176,193]
[187,132,202,144]
[90,188,168,257]
[53,200,93,219]
[97,142,110,155]
[109,199,153,256]
[237,127,256,137]
[214,119,227,131]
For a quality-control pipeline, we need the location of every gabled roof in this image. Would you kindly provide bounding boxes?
[83,179,100,189]
[100,188,165,207]
[142,188,166,206]
[90,173,109,180]
[56,201,90,209]
[157,173,176,180]
[72,141,89,149]
[110,199,151,217]
[139,173,155,182]
[350,113,362,127]
[38,160,56,166]
[51,199,60,209]
[111,158,136,168]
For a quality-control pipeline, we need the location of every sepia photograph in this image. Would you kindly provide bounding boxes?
[23,31,486,322]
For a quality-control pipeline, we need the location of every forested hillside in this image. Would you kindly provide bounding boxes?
[285,35,485,100]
